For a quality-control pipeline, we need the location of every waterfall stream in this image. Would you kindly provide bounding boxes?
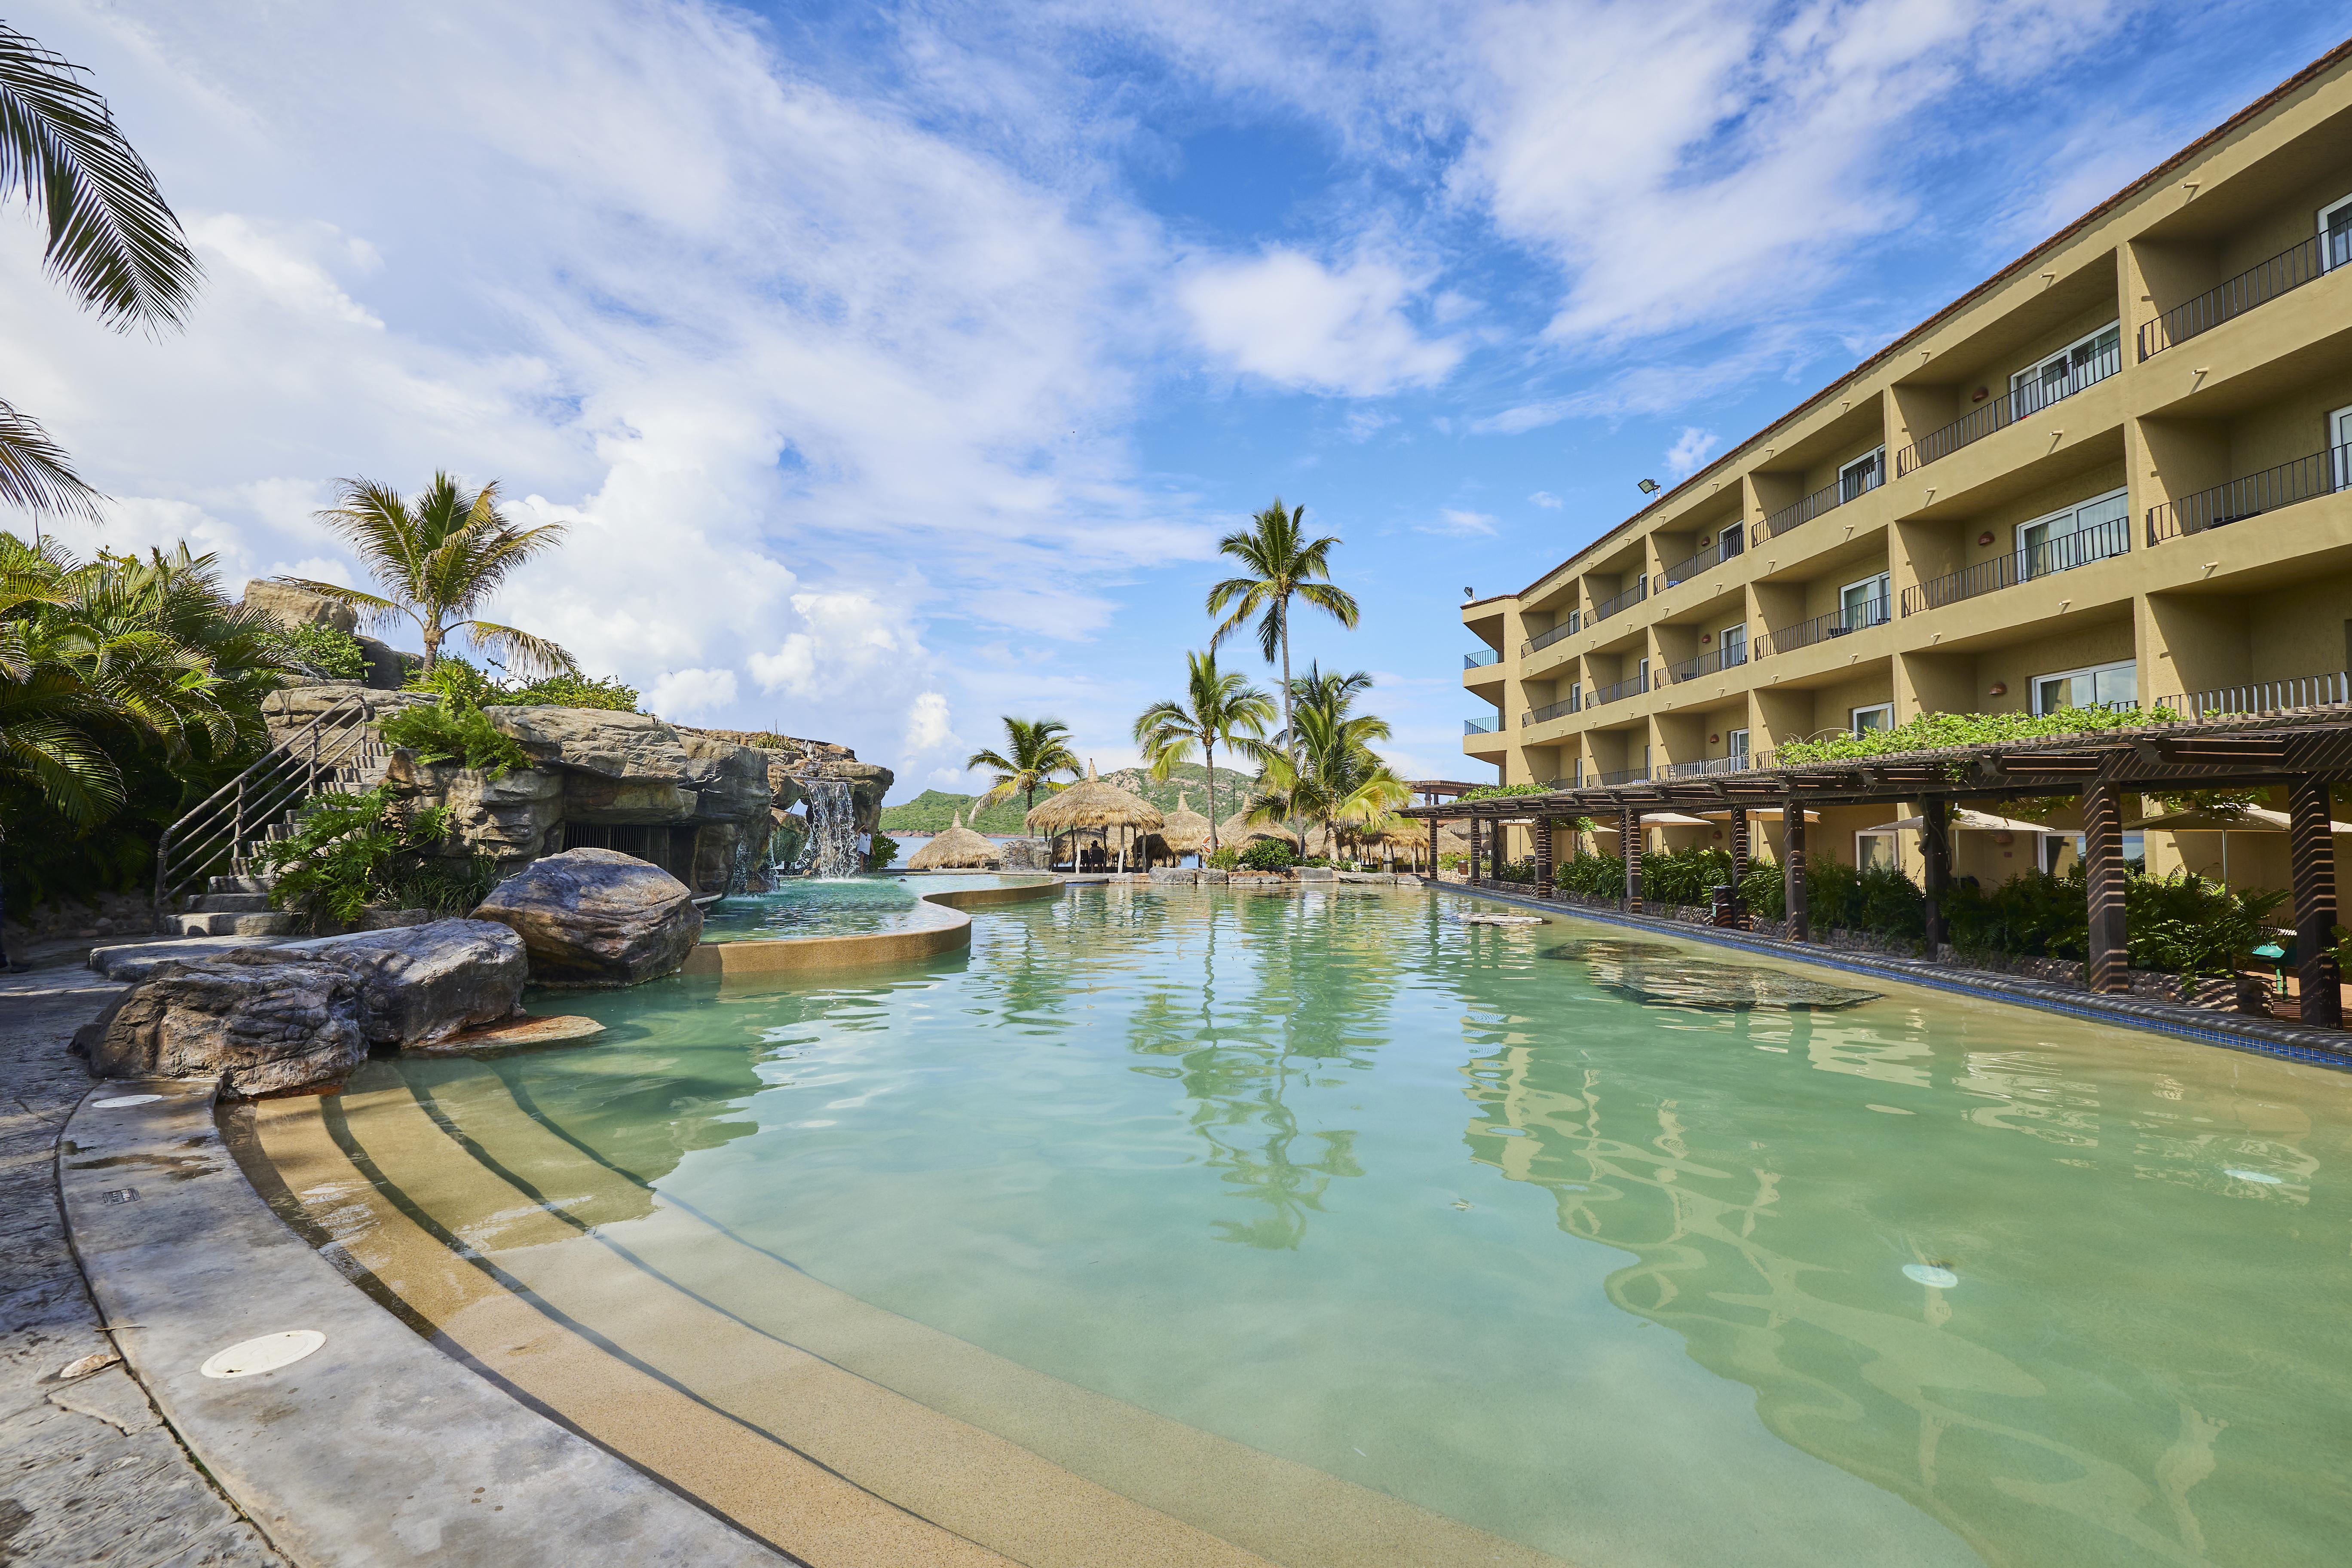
[802,779,862,879]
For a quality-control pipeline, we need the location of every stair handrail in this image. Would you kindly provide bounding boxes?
[153,689,380,914]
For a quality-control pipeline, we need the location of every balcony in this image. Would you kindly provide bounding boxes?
[1663,641,1749,683]
[1894,337,2121,476]
[1900,515,2130,615]
[2146,444,2347,544]
[2156,669,2351,718]
[1755,597,1890,658]
[1662,529,1744,586]
[1589,579,1647,625]
[1597,766,1650,785]
[1521,613,1579,658]
[1522,691,1581,727]
[1464,649,1501,670]
[1659,755,1753,778]
[1588,672,1649,708]
[1752,467,1880,548]
[1464,718,1495,736]
[2139,233,2334,359]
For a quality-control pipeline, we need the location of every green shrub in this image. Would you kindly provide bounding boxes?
[380,698,532,776]
[867,832,900,870]
[265,621,368,681]
[403,656,499,707]
[1238,838,1296,872]
[1946,869,2089,960]
[1207,845,1240,870]
[493,671,640,711]
[2126,873,2285,981]
[1740,855,1785,919]
[260,787,473,928]
[1492,855,1539,884]
[1642,846,1733,908]
[1779,704,2172,766]
[1557,852,1626,899]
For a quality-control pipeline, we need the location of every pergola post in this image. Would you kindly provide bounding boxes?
[1784,803,1808,941]
[2084,775,2129,994]
[1728,809,1750,925]
[1622,808,1643,915]
[1535,817,1554,898]
[1467,817,1482,884]
[1921,797,1951,957]
[1429,816,1440,877]
[2288,775,2342,1028]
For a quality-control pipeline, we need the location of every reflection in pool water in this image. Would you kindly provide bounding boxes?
[320,887,2352,1567]
[698,873,1018,941]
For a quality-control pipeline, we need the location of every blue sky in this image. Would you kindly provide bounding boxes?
[6,2,2346,798]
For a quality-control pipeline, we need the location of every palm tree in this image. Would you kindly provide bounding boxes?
[967,716,1080,817]
[279,474,575,674]
[1241,692,1407,862]
[1275,662,1381,754]
[0,23,203,524]
[1205,499,1360,835]
[1131,650,1275,855]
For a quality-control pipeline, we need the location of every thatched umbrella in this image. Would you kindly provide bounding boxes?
[1159,791,1212,861]
[1219,810,1300,851]
[908,810,1000,870]
[1026,761,1165,872]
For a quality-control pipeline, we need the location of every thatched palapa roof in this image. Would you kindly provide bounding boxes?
[1218,809,1299,847]
[908,811,1000,869]
[1159,791,1212,854]
[1025,761,1164,835]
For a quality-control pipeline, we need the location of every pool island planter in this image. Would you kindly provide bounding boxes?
[678,876,1063,977]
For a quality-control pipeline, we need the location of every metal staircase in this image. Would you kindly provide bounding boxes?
[153,691,395,934]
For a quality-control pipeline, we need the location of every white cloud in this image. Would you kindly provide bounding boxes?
[1528,490,1561,509]
[1179,249,1464,396]
[903,690,955,751]
[1663,426,1719,479]
[1340,407,1396,443]
[647,667,739,716]
[1421,508,1496,536]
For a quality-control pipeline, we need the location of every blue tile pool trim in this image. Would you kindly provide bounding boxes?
[1435,882,2352,1073]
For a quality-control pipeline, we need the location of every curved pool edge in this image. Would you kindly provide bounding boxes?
[679,876,1063,977]
[56,1078,788,1568]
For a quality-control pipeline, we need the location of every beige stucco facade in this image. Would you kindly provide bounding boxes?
[1463,45,2352,888]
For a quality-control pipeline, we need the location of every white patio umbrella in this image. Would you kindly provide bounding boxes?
[2125,803,2352,882]
[1864,808,2061,836]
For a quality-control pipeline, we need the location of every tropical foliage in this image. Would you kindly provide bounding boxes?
[1132,649,1274,854]
[866,832,900,871]
[2,536,289,927]
[1236,836,1297,872]
[404,652,637,711]
[1206,498,1360,819]
[280,473,575,675]
[377,697,532,776]
[967,716,1080,813]
[0,22,201,519]
[258,785,496,929]
[1779,704,2171,765]
[263,620,368,681]
[1238,664,1407,860]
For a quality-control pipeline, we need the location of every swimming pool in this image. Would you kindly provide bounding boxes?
[698,872,1021,940]
[271,884,2352,1567]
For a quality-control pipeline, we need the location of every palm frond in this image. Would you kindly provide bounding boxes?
[464,619,577,679]
[0,396,101,519]
[0,24,200,330]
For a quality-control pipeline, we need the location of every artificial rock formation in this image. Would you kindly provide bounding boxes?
[471,848,703,986]
[80,950,368,1097]
[280,919,528,1050]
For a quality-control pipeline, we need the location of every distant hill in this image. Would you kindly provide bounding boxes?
[880,760,1259,835]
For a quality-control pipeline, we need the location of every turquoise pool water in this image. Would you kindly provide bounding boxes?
[698,872,1019,940]
[356,885,2352,1565]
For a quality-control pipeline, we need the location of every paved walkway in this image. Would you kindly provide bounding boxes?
[0,965,285,1567]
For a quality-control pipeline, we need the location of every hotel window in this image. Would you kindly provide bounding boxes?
[2011,322,2120,417]
[1726,727,1750,765]
[2323,191,2352,271]
[1850,703,1893,736]
[1636,655,1650,692]
[1838,447,1885,503]
[1839,573,1890,631]
[1856,832,1899,871]
[2332,403,2352,489]
[2016,487,2128,576]
[2032,660,2135,715]
[1721,622,1748,666]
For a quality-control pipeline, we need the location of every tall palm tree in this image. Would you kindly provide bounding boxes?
[0,23,203,523]
[967,716,1080,817]
[1205,499,1359,835]
[1242,698,1407,861]
[279,474,575,674]
[1131,650,1274,854]
[1275,662,1381,754]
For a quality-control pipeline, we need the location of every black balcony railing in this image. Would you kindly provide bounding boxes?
[1522,613,1579,658]
[1589,672,1649,707]
[1901,515,2131,615]
[1464,649,1501,670]
[1755,597,1890,658]
[2155,670,2352,719]
[1465,718,1494,736]
[1751,465,1882,547]
[2147,444,2347,543]
[1522,690,1582,727]
[1663,529,1744,587]
[1663,640,1749,683]
[1590,579,1647,624]
[1659,755,1752,778]
[2139,235,2331,359]
[1894,337,2121,477]
[1598,766,1650,786]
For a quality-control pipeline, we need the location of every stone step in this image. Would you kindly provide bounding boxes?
[173,910,300,938]
[208,874,271,894]
[189,891,273,913]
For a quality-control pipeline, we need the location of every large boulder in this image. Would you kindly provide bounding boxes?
[79,951,367,1097]
[472,848,702,986]
[243,579,358,634]
[383,754,565,864]
[279,919,528,1049]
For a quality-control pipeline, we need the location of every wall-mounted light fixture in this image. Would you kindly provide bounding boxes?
[1988,681,2008,697]
[1976,530,1995,547]
[1709,732,1721,744]
[1637,478,1660,494]
[1463,586,1474,599]
[1971,385,1988,403]
[1700,631,1713,644]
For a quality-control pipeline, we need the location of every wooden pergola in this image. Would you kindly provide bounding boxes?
[1409,710,2352,1029]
